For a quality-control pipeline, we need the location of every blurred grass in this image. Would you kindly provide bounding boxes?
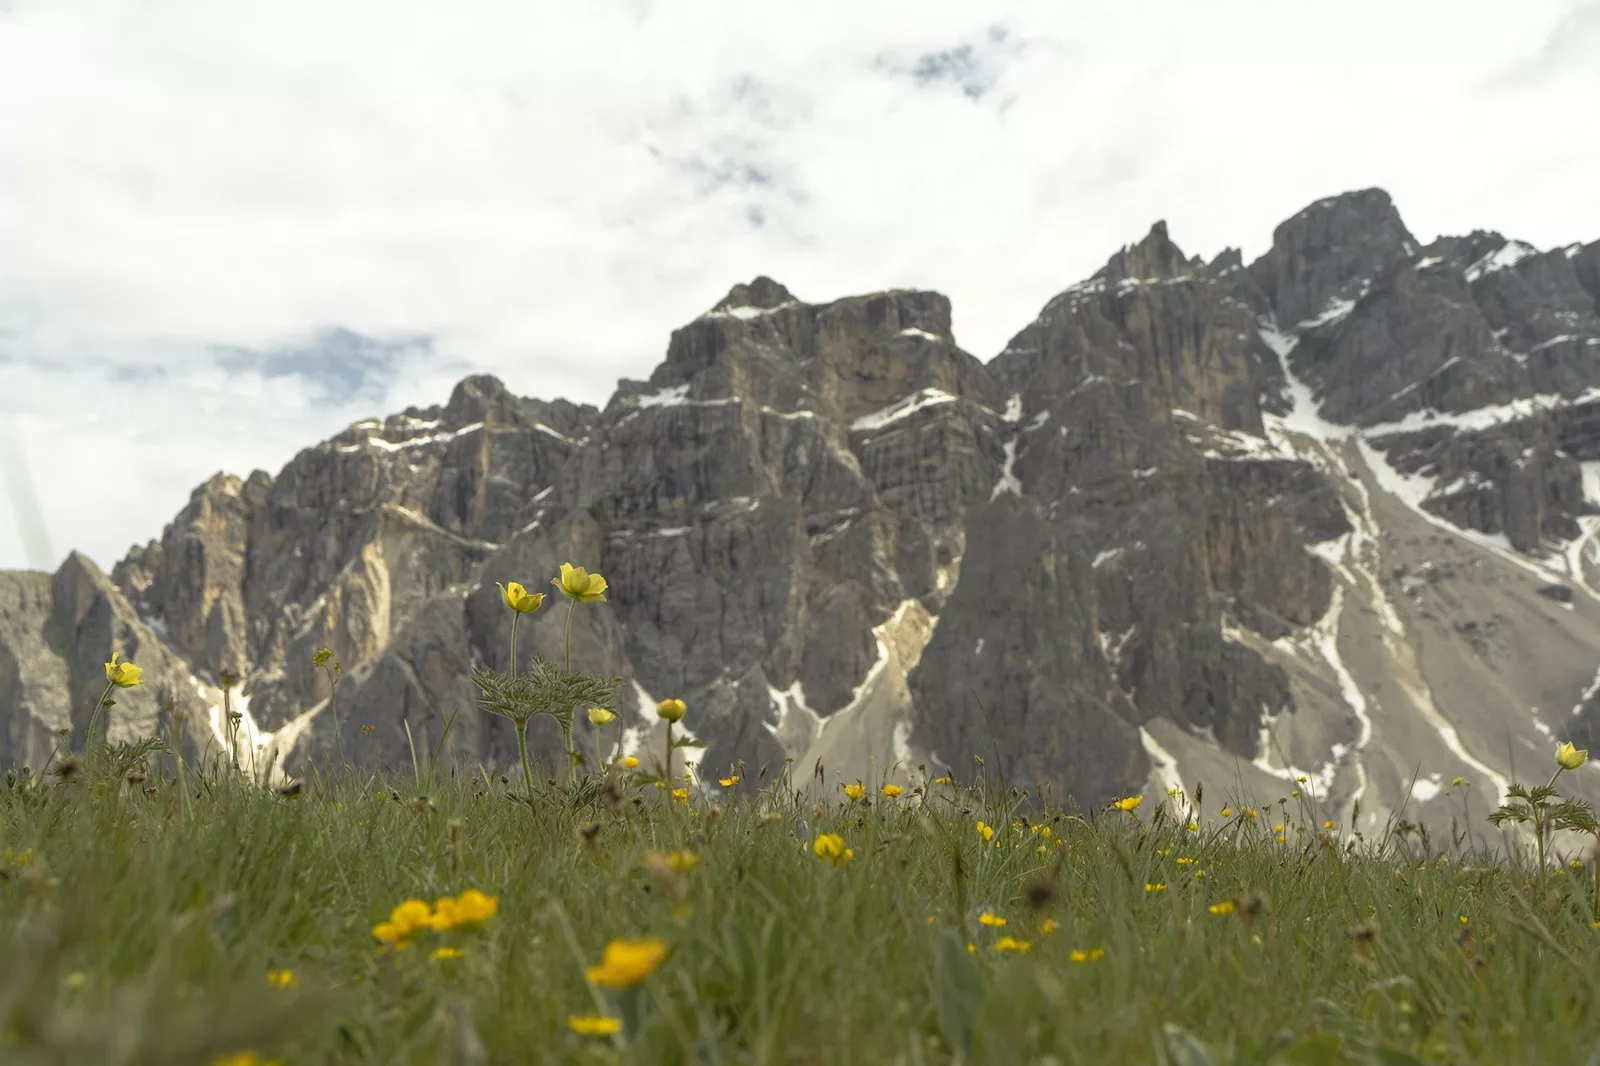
[2,766,1599,1066]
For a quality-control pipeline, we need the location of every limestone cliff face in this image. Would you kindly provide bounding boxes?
[6,189,1600,826]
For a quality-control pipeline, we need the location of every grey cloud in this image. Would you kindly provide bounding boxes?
[214,328,441,407]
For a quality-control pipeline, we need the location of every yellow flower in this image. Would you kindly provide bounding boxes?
[428,889,497,932]
[1175,857,1195,866]
[994,936,1032,953]
[1040,918,1059,935]
[1069,948,1105,963]
[1459,915,1469,925]
[103,652,144,688]
[1145,882,1167,893]
[935,775,954,785]
[670,787,689,803]
[1208,901,1235,915]
[1556,742,1589,771]
[1112,795,1142,812]
[211,1053,282,1066]
[1039,826,1052,840]
[1451,776,1465,787]
[567,1014,623,1036]
[1291,790,1302,798]
[656,698,687,722]
[429,947,465,961]
[719,775,739,787]
[843,781,866,801]
[265,969,297,989]
[585,937,668,989]
[1220,807,1233,818]
[1323,820,1336,830]
[813,833,854,865]
[976,820,995,843]
[967,942,976,953]
[1294,776,1307,784]
[978,912,1007,927]
[373,898,433,946]
[620,756,639,769]
[666,850,699,873]
[881,783,903,799]
[65,971,87,991]
[1571,859,1586,870]
[496,581,545,614]
[1166,787,1180,797]
[1243,808,1259,820]
[552,562,608,603]
[587,707,615,726]
[1186,821,1199,833]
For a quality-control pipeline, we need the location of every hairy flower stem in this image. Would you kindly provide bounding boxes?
[562,598,578,781]
[85,680,115,752]
[665,719,674,783]
[223,686,237,773]
[509,614,521,679]
[563,598,576,672]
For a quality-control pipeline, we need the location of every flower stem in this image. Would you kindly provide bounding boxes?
[509,613,520,679]
[516,720,533,800]
[563,598,575,673]
[85,680,115,752]
[326,663,348,776]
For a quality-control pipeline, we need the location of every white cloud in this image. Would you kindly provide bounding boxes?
[1,0,1595,570]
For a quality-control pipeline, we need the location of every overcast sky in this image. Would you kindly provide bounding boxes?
[2,0,1597,573]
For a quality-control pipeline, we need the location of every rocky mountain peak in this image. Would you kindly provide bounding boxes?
[712,276,796,314]
[1252,187,1415,328]
[1103,219,1195,285]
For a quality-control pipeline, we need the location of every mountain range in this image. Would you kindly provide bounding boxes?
[6,187,1600,836]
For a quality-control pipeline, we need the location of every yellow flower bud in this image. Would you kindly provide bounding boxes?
[552,563,608,603]
[496,581,545,614]
[656,698,686,722]
[103,652,144,688]
[587,707,615,726]
[1556,742,1589,771]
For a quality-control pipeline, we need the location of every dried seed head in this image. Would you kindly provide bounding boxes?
[1346,922,1379,956]
[580,823,601,848]
[277,780,303,799]
[389,788,403,803]
[219,671,240,691]
[1025,877,1055,911]
[52,756,80,783]
[411,795,435,814]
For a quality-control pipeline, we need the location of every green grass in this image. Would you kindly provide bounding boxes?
[3,762,1599,1066]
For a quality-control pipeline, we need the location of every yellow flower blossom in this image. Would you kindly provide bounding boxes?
[843,781,866,801]
[1175,857,1195,866]
[265,969,297,989]
[428,889,497,932]
[881,783,903,798]
[1167,787,1180,797]
[813,833,854,865]
[620,756,639,769]
[103,652,144,688]
[567,1014,623,1036]
[373,898,433,947]
[1145,882,1167,893]
[994,936,1032,953]
[1556,742,1589,771]
[585,937,668,989]
[1294,776,1307,784]
[552,562,608,603]
[1451,776,1465,787]
[1069,948,1105,963]
[430,947,465,960]
[496,581,545,614]
[976,820,995,843]
[978,911,1007,927]
[1112,795,1142,812]
[1208,901,1235,915]
[211,1053,282,1066]
[670,787,689,803]
[1220,807,1233,818]
[1243,808,1259,820]
[1323,820,1336,830]
[719,775,739,787]
[935,775,954,785]
[967,942,976,953]
[1186,821,1199,832]
[656,698,687,722]
[1040,918,1060,935]
[587,707,615,726]
[666,850,699,873]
